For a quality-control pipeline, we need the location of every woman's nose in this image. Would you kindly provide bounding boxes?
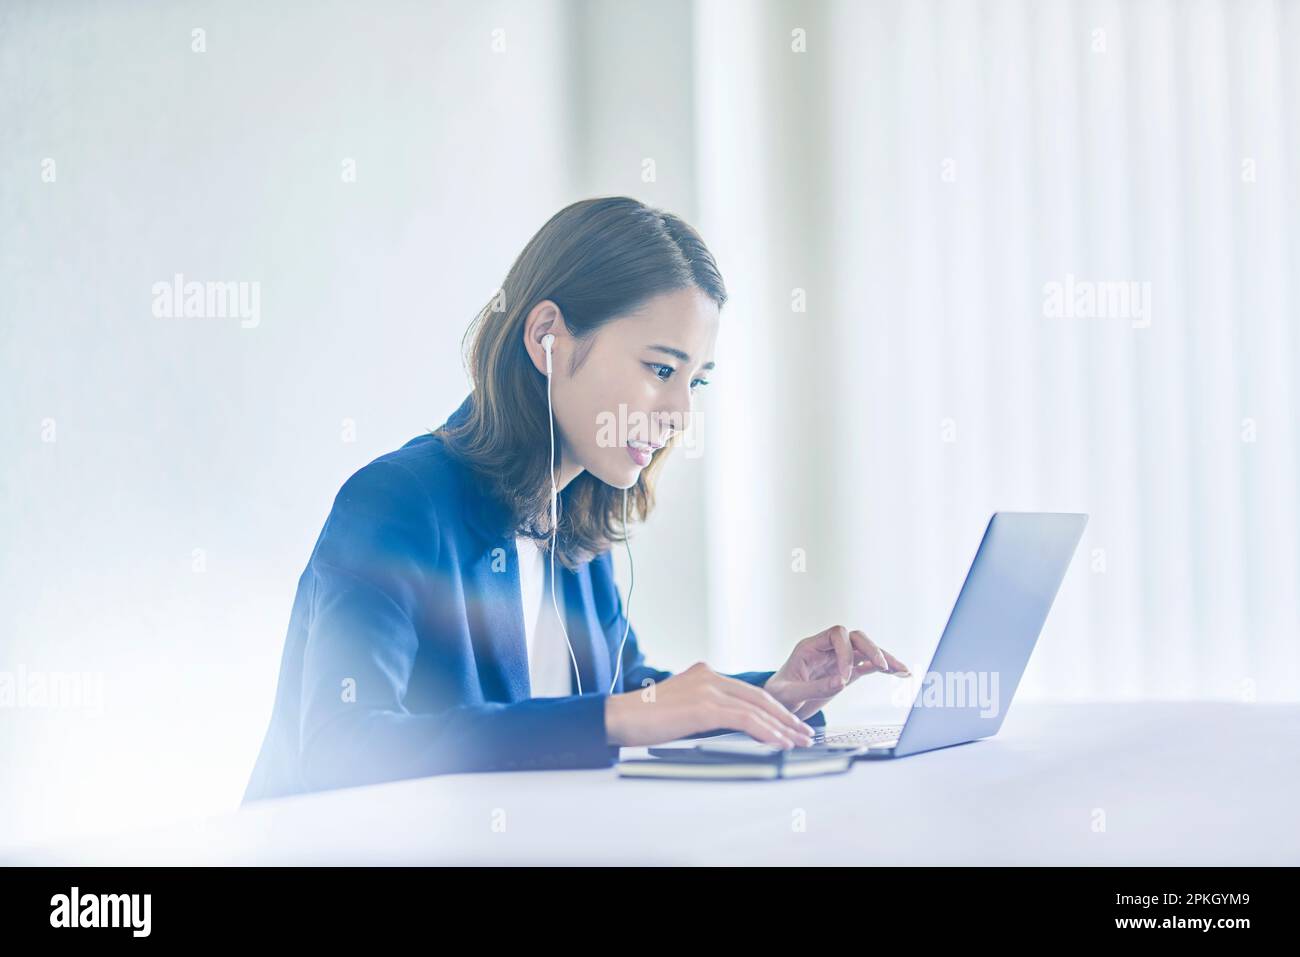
[655,406,688,444]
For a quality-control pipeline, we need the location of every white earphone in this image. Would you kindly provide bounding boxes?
[541,332,635,698]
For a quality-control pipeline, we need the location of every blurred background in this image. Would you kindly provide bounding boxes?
[2,0,1297,848]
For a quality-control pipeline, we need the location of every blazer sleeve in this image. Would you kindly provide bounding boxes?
[298,460,617,792]
[597,552,827,729]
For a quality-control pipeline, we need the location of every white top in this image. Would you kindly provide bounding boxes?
[515,535,575,697]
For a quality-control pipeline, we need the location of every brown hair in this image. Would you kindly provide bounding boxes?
[434,196,727,570]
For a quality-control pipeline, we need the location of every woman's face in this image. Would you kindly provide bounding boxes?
[528,286,719,490]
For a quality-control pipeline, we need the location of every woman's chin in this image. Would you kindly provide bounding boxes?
[608,469,641,490]
[586,456,641,489]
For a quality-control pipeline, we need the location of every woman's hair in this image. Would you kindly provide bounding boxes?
[434,196,727,570]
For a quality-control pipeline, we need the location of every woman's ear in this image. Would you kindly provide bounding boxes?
[524,300,566,376]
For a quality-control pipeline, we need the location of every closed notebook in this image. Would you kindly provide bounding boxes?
[617,746,852,780]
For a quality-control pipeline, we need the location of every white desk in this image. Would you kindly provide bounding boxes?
[4,703,1296,865]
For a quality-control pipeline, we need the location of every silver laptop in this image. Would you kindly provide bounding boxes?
[699,512,1087,759]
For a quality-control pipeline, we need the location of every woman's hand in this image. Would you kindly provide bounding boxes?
[764,625,911,720]
[605,662,816,749]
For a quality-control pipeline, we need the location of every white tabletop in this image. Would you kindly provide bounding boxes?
[4,702,1296,865]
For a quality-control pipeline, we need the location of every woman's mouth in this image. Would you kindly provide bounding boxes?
[625,439,661,467]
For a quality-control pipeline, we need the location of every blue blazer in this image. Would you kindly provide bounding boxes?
[243,392,824,803]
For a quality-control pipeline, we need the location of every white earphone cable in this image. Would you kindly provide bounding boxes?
[608,487,634,695]
[544,336,584,697]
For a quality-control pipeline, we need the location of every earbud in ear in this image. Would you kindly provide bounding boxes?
[541,333,554,375]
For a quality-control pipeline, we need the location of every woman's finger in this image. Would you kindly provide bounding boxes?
[880,648,911,675]
[827,626,854,682]
[851,648,911,678]
[717,674,816,738]
[849,629,889,672]
[714,702,802,748]
[851,656,878,675]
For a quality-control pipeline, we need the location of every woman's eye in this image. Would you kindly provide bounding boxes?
[648,362,710,391]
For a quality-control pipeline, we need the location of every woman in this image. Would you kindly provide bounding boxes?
[242,197,909,803]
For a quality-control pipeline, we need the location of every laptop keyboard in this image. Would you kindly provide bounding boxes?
[815,724,904,745]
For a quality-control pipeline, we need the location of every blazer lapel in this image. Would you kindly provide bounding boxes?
[468,536,531,703]
[563,563,612,697]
